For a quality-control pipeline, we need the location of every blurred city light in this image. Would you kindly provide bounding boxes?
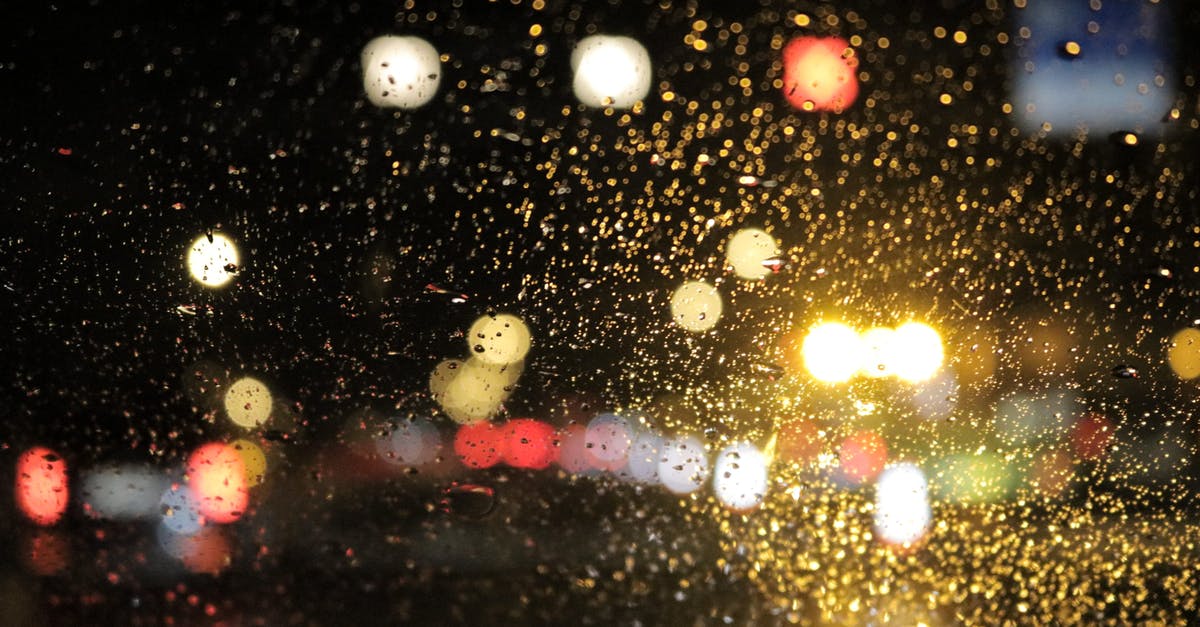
[186,443,248,524]
[360,35,441,109]
[571,35,651,108]
[186,233,238,288]
[781,36,859,112]
[801,322,864,383]
[724,228,780,280]
[15,447,69,527]
[669,281,722,332]
[224,376,273,429]
[873,463,932,547]
[712,442,769,511]
[658,434,710,495]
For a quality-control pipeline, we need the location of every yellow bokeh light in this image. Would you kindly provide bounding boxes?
[432,357,523,424]
[1167,328,1200,379]
[231,438,267,487]
[724,228,780,280]
[669,281,722,332]
[889,322,944,382]
[802,322,865,383]
[467,313,532,365]
[224,377,272,428]
[187,234,238,288]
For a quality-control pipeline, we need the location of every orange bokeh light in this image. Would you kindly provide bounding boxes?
[781,37,859,112]
[187,442,249,524]
[15,446,69,526]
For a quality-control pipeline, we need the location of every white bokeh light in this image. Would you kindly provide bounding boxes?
[571,35,652,108]
[625,430,663,484]
[361,35,442,109]
[657,434,710,495]
[873,463,932,547]
[187,234,238,288]
[712,442,769,511]
[584,413,634,470]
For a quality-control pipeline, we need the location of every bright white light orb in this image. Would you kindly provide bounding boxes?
[187,234,238,288]
[571,35,652,108]
[801,322,865,383]
[670,281,722,332]
[361,35,442,109]
[467,313,532,365]
[725,228,780,280]
[712,442,769,511]
[657,434,710,495]
[224,377,272,428]
[890,322,944,382]
[873,463,932,547]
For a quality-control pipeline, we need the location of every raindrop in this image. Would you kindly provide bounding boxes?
[1111,365,1139,379]
[440,484,495,519]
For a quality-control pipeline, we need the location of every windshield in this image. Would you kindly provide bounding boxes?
[3,0,1199,624]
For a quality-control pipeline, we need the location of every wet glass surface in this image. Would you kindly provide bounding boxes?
[2,0,1200,624]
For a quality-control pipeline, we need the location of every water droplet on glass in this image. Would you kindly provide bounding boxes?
[440,483,495,519]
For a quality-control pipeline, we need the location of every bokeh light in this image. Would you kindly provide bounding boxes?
[79,465,167,520]
[224,376,272,429]
[231,439,267,487]
[584,413,633,471]
[801,322,864,383]
[873,463,932,547]
[360,35,441,109]
[859,327,898,378]
[467,313,532,365]
[838,430,887,484]
[781,36,859,112]
[433,357,523,424]
[889,322,944,382]
[1072,413,1113,461]
[724,228,780,280]
[657,434,709,495]
[159,484,204,535]
[571,35,651,108]
[624,430,663,484]
[712,442,768,511]
[186,443,248,524]
[669,281,722,332]
[503,419,557,469]
[555,424,593,474]
[186,233,238,288]
[15,447,69,527]
[1167,328,1200,379]
[376,417,441,466]
[454,421,507,469]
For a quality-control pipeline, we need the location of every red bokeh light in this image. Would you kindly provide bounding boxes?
[781,36,859,112]
[778,419,823,464]
[503,418,557,469]
[838,430,887,483]
[1072,413,1113,461]
[15,446,69,526]
[454,421,507,469]
[187,442,248,524]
